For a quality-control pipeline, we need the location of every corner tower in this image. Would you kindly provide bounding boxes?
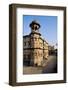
[30,20,40,33]
[29,20,42,66]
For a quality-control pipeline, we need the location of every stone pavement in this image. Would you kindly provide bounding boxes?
[23,55,57,74]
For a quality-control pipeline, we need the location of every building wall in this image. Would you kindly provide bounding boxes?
[23,36,30,48]
[44,41,49,58]
[23,35,49,66]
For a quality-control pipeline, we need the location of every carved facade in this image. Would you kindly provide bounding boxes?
[23,20,49,66]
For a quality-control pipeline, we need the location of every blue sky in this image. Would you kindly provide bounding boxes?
[23,15,57,46]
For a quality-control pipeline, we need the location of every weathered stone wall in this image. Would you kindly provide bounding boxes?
[23,36,49,66]
[23,37,30,48]
[23,20,49,66]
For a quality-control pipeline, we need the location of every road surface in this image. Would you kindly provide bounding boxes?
[23,55,57,74]
[42,55,57,73]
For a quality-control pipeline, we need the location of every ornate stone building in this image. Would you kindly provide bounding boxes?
[23,20,49,66]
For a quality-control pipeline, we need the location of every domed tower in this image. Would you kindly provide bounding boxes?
[30,20,40,33]
[29,20,42,66]
[29,20,41,48]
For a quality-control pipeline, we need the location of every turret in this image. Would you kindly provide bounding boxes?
[29,20,40,33]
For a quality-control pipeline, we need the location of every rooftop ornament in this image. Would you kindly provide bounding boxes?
[29,20,41,30]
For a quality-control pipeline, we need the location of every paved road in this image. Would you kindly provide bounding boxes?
[42,55,57,73]
[23,66,42,74]
[23,55,57,74]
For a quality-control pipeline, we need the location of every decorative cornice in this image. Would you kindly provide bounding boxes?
[23,35,30,38]
[23,48,48,50]
[30,32,41,36]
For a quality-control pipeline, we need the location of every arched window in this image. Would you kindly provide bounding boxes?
[28,41,30,46]
[34,37,37,41]
[24,42,26,46]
